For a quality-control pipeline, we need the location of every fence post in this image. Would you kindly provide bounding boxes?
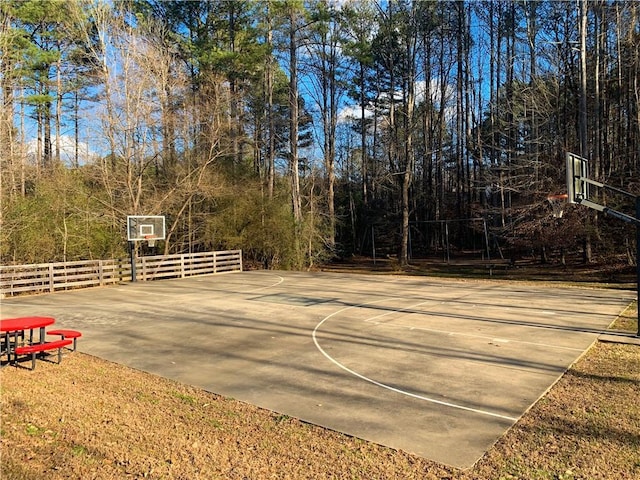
[49,264,54,292]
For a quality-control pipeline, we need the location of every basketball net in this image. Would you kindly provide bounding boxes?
[547,194,568,218]
[144,235,156,248]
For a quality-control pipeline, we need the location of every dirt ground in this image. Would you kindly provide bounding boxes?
[316,255,637,286]
[1,261,639,479]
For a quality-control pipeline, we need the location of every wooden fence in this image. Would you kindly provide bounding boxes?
[0,250,242,297]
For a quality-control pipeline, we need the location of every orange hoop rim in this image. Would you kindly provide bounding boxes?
[547,193,569,201]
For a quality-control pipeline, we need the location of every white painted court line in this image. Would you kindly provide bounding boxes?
[363,300,586,352]
[374,320,586,352]
[242,273,285,293]
[197,271,285,294]
[312,299,519,422]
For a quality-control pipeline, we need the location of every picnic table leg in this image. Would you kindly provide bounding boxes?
[36,327,45,360]
[3,331,21,366]
[2,332,8,365]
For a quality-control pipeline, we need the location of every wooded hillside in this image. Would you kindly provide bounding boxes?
[1,0,638,269]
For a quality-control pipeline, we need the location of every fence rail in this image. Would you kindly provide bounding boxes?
[0,250,242,297]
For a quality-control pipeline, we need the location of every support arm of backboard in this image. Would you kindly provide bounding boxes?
[578,195,640,337]
[581,177,637,202]
[578,199,640,227]
[567,153,640,336]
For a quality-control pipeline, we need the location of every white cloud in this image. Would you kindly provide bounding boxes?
[337,78,455,125]
[26,135,99,166]
[337,104,374,123]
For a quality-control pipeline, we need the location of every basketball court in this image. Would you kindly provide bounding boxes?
[1,271,633,468]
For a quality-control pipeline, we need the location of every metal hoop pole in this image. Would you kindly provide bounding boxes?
[129,241,137,282]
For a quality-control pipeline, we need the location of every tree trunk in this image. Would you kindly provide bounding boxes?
[579,0,588,158]
[579,0,592,264]
[266,4,275,199]
[289,10,302,225]
[399,4,418,267]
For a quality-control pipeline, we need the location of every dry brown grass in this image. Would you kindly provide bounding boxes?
[1,286,639,479]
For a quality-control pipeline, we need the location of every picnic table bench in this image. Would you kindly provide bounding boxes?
[47,329,82,351]
[15,339,73,370]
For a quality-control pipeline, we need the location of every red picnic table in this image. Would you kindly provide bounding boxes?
[0,316,71,369]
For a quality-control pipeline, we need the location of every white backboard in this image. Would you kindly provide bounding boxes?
[127,215,166,241]
[566,152,589,204]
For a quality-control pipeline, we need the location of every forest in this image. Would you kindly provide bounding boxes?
[1,0,639,269]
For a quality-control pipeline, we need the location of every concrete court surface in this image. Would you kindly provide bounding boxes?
[1,271,634,468]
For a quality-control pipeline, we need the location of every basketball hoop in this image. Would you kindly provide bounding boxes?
[547,193,569,218]
[144,235,157,248]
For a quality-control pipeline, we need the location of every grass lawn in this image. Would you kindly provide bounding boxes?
[1,285,638,479]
